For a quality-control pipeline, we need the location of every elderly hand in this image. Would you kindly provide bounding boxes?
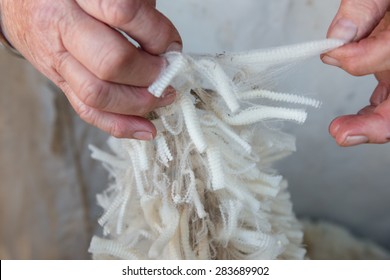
[322,0,390,146]
[0,0,181,140]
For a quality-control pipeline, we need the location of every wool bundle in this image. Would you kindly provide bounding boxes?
[88,39,343,259]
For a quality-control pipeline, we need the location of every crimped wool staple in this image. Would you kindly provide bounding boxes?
[89,39,343,260]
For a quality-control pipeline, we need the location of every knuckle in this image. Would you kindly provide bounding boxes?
[79,81,108,110]
[53,51,70,75]
[359,1,382,21]
[77,103,96,125]
[342,0,382,23]
[76,101,129,138]
[95,47,132,81]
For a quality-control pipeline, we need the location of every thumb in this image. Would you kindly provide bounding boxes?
[323,0,390,76]
[327,0,390,42]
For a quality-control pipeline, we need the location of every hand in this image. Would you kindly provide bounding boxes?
[322,0,390,146]
[0,0,182,140]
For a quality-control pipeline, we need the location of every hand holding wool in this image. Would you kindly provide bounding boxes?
[0,0,181,140]
[323,0,390,146]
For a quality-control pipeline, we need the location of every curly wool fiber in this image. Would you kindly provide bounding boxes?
[89,39,343,260]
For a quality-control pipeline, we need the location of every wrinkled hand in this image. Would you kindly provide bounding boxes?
[0,0,181,140]
[322,0,390,146]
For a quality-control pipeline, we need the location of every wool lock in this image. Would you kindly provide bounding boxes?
[88,39,344,260]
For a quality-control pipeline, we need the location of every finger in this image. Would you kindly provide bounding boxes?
[58,79,157,140]
[75,0,182,54]
[327,0,390,42]
[59,7,164,87]
[145,0,156,7]
[357,105,376,115]
[56,52,176,115]
[370,81,390,105]
[322,30,390,76]
[330,96,390,146]
[329,112,390,146]
[330,81,390,146]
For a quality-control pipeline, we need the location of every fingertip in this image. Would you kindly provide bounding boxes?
[157,86,177,107]
[327,0,389,42]
[329,116,366,146]
[108,115,157,140]
[329,117,342,137]
[132,131,154,141]
[166,41,183,52]
[322,55,341,67]
[333,129,361,147]
[133,119,158,140]
[126,121,157,140]
[329,112,390,146]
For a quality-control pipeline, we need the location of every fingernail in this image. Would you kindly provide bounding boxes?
[322,55,341,67]
[132,131,154,141]
[166,42,182,52]
[344,135,369,146]
[328,18,358,43]
[158,87,177,107]
[162,86,176,98]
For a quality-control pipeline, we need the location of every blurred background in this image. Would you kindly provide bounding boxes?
[1,0,389,259]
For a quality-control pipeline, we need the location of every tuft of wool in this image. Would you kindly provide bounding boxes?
[88,39,344,260]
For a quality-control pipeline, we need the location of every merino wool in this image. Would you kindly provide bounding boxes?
[88,39,343,260]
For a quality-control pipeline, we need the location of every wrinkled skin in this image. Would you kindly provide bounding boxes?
[323,0,390,146]
[0,0,182,140]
